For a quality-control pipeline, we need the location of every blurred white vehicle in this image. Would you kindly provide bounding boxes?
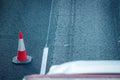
[47,60,120,74]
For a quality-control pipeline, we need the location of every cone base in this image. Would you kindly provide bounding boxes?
[12,55,32,64]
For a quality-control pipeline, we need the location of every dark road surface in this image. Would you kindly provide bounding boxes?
[0,0,51,80]
[0,0,120,80]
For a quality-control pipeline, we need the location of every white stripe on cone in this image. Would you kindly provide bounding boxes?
[18,39,25,51]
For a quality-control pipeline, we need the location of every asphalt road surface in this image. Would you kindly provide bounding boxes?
[0,0,51,80]
[0,0,120,80]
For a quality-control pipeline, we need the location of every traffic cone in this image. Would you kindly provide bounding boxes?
[12,31,32,64]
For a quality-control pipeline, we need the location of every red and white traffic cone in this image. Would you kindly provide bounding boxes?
[12,31,32,64]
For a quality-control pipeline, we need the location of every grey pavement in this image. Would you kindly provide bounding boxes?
[47,0,120,70]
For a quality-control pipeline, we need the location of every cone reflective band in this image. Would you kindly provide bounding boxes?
[12,31,32,64]
[17,39,27,61]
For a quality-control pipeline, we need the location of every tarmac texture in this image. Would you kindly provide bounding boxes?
[0,0,51,80]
